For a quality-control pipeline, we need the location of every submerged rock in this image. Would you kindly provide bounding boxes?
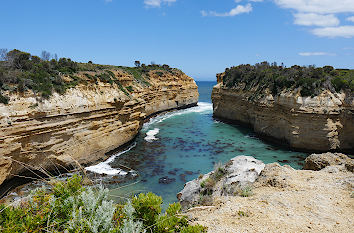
[158,176,176,184]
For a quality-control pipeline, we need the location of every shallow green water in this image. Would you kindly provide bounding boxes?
[86,81,307,206]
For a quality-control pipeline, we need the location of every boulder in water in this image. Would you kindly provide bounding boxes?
[158,176,176,184]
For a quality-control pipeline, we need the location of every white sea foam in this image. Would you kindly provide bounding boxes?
[85,102,213,174]
[144,128,160,142]
[143,102,213,130]
[85,143,136,175]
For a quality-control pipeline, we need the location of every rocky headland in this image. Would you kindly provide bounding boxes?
[212,64,354,152]
[178,153,354,232]
[0,66,198,188]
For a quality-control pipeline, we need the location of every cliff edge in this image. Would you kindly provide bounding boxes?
[212,64,354,152]
[179,153,354,233]
[0,67,198,187]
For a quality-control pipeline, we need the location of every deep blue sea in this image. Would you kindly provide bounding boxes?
[86,81,307,206]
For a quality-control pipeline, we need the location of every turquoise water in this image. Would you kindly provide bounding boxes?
[89,81,307,205]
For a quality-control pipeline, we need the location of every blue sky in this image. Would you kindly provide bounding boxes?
[1,0,354,80]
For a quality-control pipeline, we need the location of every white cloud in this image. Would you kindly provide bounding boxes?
[201,10,208,17]
[274,0,354,14]
[347,16,354,22]
[203,3,253,17]
[299,52,335,56]
[312,26,354,38]
[144,0,176,7]
[249,0,264,2]
[294,13,339,27]
[271,1,354,38]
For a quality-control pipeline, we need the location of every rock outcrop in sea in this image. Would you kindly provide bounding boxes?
[0,69,198,187]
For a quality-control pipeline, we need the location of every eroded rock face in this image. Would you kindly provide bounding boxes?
[0,70,198,186]
[212,81,354,152]
[304,152,354,172]
[185,154,354,233]
[177,156,265,209]
[255,163,294,189]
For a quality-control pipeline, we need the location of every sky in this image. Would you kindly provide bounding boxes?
[1,0,354,81]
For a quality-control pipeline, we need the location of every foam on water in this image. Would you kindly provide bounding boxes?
[104,82,308,208]
[144,128,160,142]
[85,143,136,175]
[143,102,212,130]
[85,103,212,175]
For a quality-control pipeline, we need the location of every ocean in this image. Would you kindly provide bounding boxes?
[86,81,307,206]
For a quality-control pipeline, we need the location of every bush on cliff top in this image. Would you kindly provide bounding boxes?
[222,62,354,98]
[0,49,181,103]
[0,175,206,233]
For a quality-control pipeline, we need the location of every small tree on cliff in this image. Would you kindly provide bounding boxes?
[41,50,51,61]
[134,60,141,67]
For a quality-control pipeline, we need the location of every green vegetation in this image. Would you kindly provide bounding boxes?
[199,163,226,197]
[118,63,180,87]
[0,175,206,233]
[237,186,253,197]
[125,86,133,93]
[222,62,354,98]
[0,49,181,104]
[237,210,250,217]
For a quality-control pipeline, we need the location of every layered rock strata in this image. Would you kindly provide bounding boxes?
[0,70,198,186]
[212,76,354,152]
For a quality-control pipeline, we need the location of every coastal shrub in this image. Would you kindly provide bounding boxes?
[84,73,97,81]
[0,49,86,99]
[237,210,249,217]
[0,49,182,102]
[200,178,215,190]
[213,162,226,180]
[0,175,206,233]
[120,66,151,86]
[155,203,189,232]
[199,163,227,199]
[0,92,9,104]
[114,80,130,96]
[67,186,116,232]
[238,186,253,197]
[131,192,162,228]
[155,71,164,77]
[126,85,133,92]
[222,62,354,98]
[119,201,146,233]
[198,194,213,206]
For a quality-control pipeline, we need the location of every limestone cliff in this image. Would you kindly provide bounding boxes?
[0,69,198,186]
[212,74,354,152]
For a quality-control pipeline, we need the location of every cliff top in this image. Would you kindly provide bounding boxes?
[0,49,184,104]
[181,153,354,232]
[218,62,353,99]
